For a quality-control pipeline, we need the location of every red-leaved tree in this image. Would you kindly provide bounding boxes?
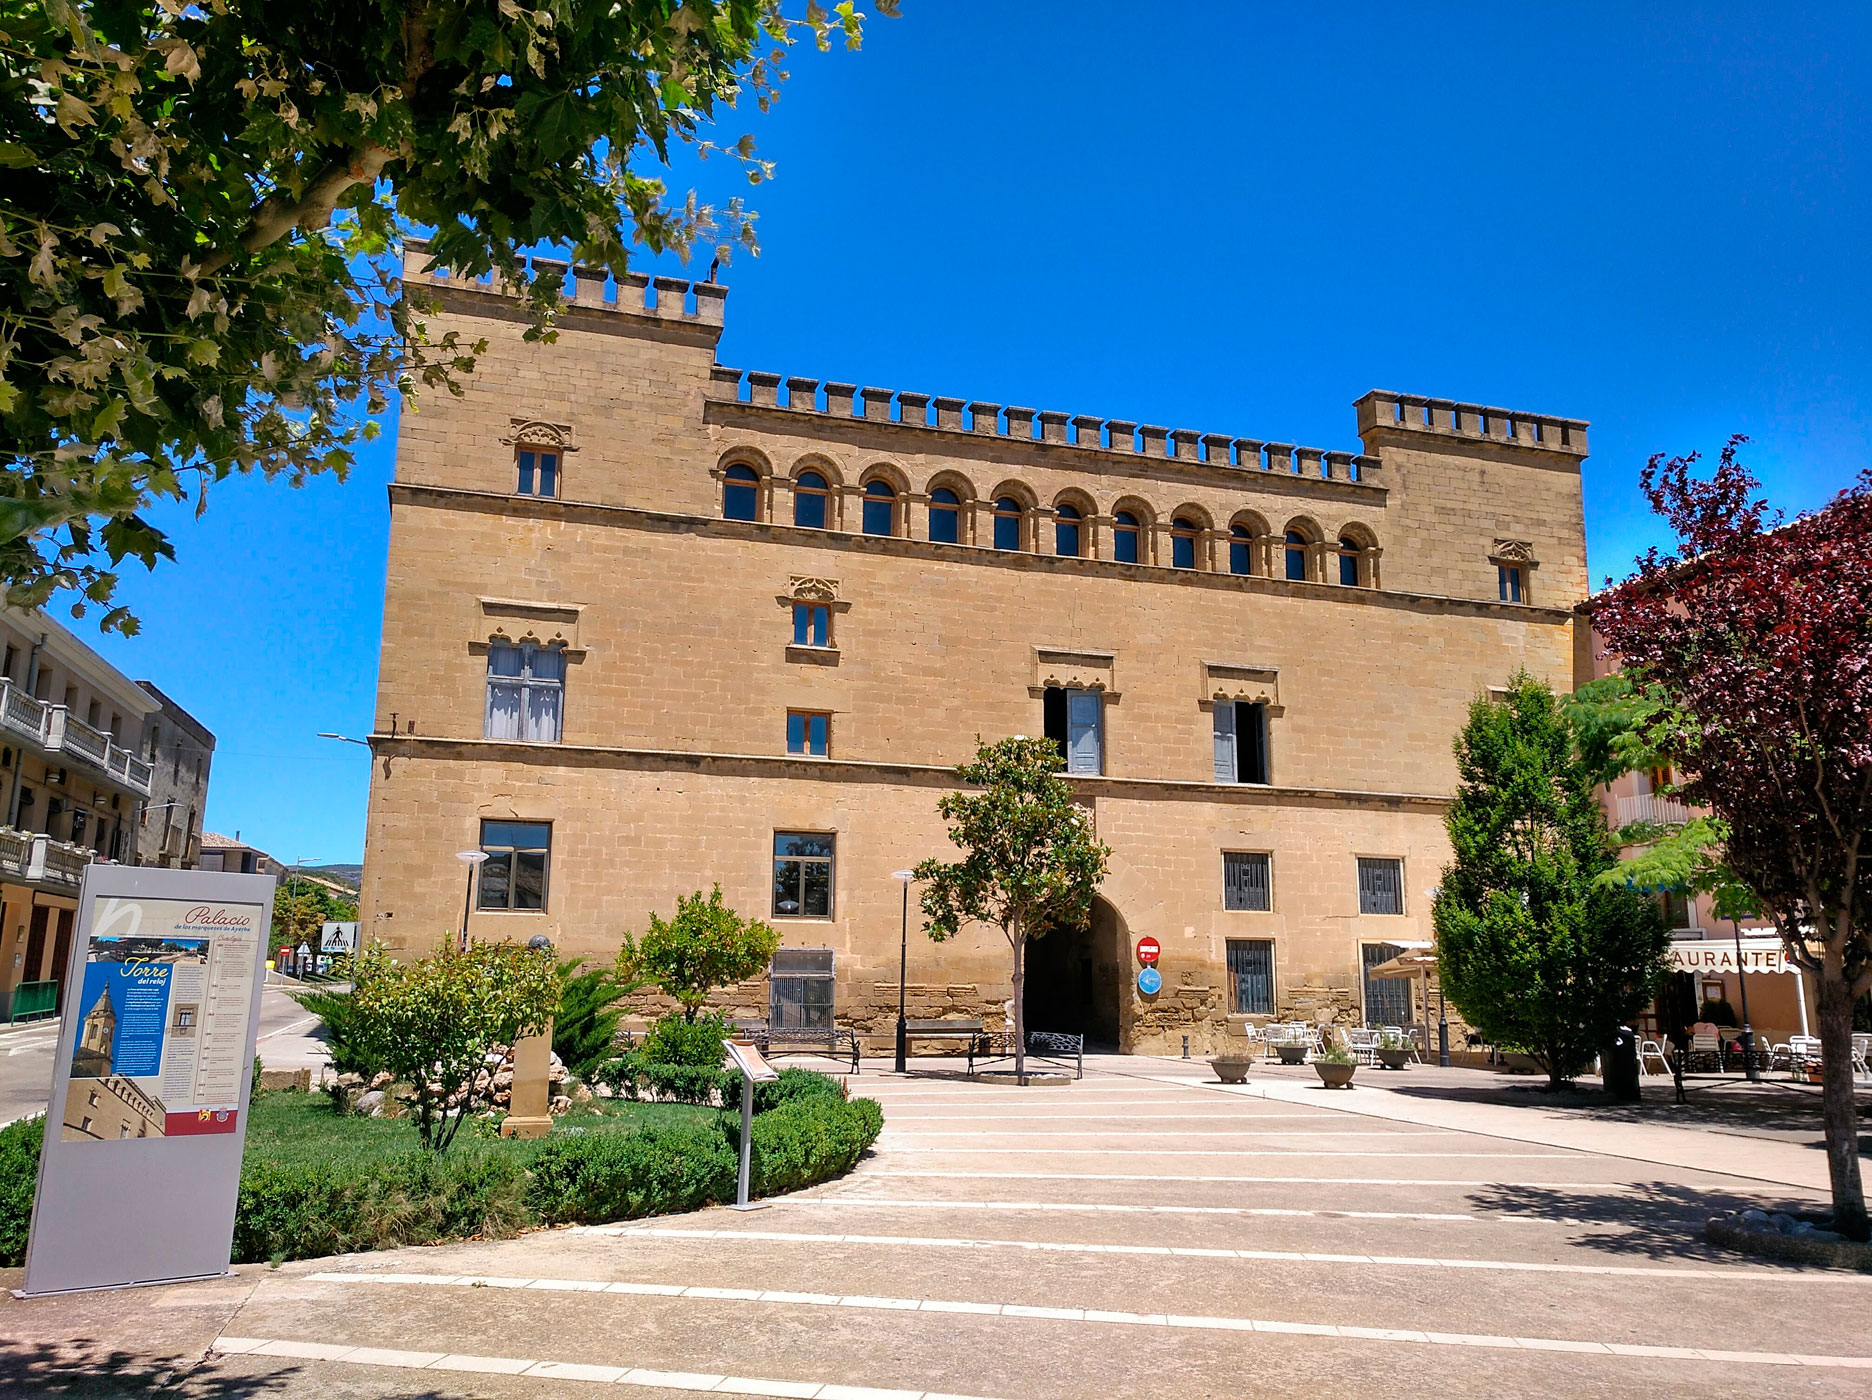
[1594,439,1872,1239]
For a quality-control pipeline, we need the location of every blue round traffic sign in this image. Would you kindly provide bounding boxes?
[1137,965,1162,996]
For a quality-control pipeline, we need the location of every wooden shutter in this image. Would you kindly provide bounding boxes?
[1212,703,1236,783]
[1067,690,1102,775]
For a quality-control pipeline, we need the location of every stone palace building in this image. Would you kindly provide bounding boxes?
[357,244,1591,1054]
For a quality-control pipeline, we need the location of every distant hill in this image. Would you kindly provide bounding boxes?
[304,864,362,893]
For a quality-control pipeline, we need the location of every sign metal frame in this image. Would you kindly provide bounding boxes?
[19,864,277,1296]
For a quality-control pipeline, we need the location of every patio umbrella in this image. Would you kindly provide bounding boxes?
[1365,942,1441,1066]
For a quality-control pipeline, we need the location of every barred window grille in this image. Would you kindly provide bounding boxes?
[1223,852,1271,911]
[1227,939,1275,1015]
[1362,941,1412,1026]
[1356,857,1404,915]
[769,948,835,1029]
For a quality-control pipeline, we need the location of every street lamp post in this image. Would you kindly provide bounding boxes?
[1426,888,1450,1068]
[1732,917,1759,1082]
[456,849,489,950]
[892,870,915,1073]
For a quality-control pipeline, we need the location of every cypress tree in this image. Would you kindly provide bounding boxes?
[1433,673,1669,1089]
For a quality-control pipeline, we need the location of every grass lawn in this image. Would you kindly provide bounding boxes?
[243,1089,719,1168]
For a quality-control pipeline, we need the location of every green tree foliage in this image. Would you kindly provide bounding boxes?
[552,958,638,1082]
[0,1,892,631]
[270,878,358,950]
[346,938,559,1152]
[1433,674,1669,1089]
[289,985,376,1080]
[915,736,1111,1085]
[617,885,778,1022]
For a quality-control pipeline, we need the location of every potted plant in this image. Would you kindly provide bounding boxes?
[1275,1032,1311,1066]
[1314,1043,1357,1089]
[1208,1051,1253,1084]
[1376,1028,1412,1070]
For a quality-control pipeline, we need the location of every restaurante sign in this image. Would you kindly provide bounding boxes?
[1667,938,1795,976]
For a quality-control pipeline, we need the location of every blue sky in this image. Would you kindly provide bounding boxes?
[77,3,1871,864]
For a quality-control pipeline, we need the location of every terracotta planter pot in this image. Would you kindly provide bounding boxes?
[1315,1061,1356,1089]
[1209,1056,1253,1084]
[1378,1048,1411,1070]
[1277,1045,1309,1066]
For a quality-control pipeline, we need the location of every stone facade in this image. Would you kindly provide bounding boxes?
[360,247,1591,1055]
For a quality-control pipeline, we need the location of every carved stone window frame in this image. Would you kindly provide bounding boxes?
[778,577,851,665]
[1029,647,1120,702]
[1489,539,1538,604]
[1201,661,1283,717]
[470,597,586,660]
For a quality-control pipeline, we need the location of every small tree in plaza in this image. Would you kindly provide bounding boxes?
[1593,441,1872,1239]
[617,885,779,1024]
[1433,674,1670,1090]
[915,737,1111,1085]
[346,938,560,1152]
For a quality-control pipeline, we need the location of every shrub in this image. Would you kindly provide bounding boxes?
[642,1011,731,1067]
[0,1115,42,1268]
[617,886,779,1022]
[723,1093,883,1195]
[719,1066,847,1113]
[233,1149,533,1263]
[1698,998,1739,1026]
[526,1123,737,1225]
[555,961,638,1082]
[291,986,378,1079]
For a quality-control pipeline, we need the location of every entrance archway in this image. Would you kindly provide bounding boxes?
[1023,897,1124,1049]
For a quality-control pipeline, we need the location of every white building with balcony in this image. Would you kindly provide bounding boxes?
[0,610,167,1021]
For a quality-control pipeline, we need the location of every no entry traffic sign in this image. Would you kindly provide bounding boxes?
[1135,936,1161,966]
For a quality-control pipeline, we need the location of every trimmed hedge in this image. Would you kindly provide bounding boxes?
[0,1072,881,1268]
[0,1115,41,1268]
[526,1122,736,1225]
[728,1093,884,1196]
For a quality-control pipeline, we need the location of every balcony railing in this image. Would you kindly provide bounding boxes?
[1616,792,1691,828]
[0,679,153,798]
[0,826,104,889]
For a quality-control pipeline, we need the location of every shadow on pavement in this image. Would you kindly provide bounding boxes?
[1465,1180,1824,1265]
[0,1339,294,1398]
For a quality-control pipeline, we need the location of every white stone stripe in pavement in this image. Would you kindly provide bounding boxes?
[878,1112,1357,1120]
[211,1337,1004,1398]
[872,1146,1571,1157]
[285,1278,1872,1369]
[767,1197,1510,1223]
[879,1129,1461,1137]
[600,1225,1872,1284]
[863,1170,1631,1186]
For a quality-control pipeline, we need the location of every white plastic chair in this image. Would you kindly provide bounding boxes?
[1788,1035,1823,1079]
[1852,1033,1871,1085]
[1345,1027,1380,1067]
[1638,1039,1671,1077]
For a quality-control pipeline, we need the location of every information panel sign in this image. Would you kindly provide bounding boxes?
[21,864,276,1295]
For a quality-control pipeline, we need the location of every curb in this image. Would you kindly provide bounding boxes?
[1706,1216,1872,1272]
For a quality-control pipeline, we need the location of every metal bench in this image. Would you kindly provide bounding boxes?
[729,1019,860,1074]
[901,1018,988,1070]
[971,1028,1085,1080]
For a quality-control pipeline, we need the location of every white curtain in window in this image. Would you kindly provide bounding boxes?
[486,643,524,740]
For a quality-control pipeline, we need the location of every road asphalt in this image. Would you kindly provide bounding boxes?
[4,1051,1869,1399]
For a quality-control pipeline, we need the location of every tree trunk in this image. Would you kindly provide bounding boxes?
[1012,927,1027,1088]
[1815,972,1868,1240]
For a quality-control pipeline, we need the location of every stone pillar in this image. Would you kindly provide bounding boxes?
[501,1019,555,1139]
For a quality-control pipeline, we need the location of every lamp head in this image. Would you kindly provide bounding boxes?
[891,869,915,883]
[456,849,490,866]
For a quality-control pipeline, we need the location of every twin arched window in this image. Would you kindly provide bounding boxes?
[723,464,759,521]
[1171,517,1200,570]
[1055,504,1083,558]
[1284,530,1309,581]
[1113,511,1141,564]
[862,479,897,536]
[794,471,830,529]
[992,497,1023,552]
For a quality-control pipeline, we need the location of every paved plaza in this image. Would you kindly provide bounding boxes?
[5,1054,1870,1399]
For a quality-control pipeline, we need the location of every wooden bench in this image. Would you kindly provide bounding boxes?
[902,1018,988,1070]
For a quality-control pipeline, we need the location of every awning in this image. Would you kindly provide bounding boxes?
[1668,937,1799,976]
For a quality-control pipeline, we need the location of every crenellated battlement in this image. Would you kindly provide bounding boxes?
[705,366,1383,487]
[1355,390,1588,458]
[401,239,726,330]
